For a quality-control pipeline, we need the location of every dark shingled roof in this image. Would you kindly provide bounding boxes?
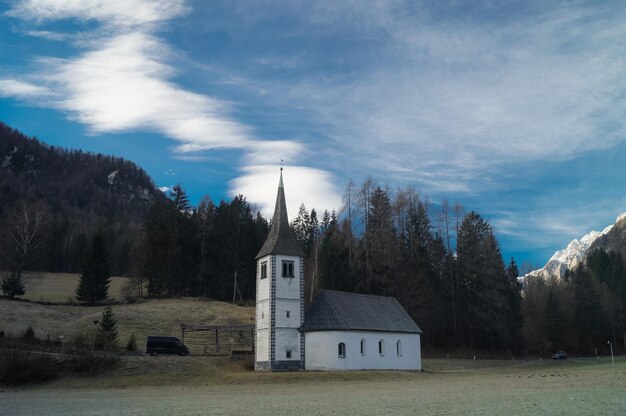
[299,290,422,333]
[256,171,304,259]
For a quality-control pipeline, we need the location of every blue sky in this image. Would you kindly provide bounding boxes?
[1,0,625,269]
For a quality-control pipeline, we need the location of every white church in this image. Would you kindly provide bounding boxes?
[255,170,422,371]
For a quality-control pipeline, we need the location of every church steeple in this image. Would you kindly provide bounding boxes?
[256,169,304,259]
[255,167,305,371]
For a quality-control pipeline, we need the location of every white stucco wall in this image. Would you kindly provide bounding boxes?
[304,331,421,371]
[257,257,271,300]
[274,255,301,300]
[255,255,273,364]
[274,254,302,363]
[275,328,302,360]
[256,254,303,367]
[256,327,270,361]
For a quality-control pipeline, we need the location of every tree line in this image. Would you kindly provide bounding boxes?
[523,248,626,356]
[2,171,625,355]
[290,180,523,352]
[0,122,158,277]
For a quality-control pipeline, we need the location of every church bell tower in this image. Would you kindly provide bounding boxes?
[255,169,305,371]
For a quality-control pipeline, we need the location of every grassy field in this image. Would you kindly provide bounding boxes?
[21,272,128,303]
[3,357,625,415]
[3,272,625,415]
[0,297,254,347]
[2,272,255,347]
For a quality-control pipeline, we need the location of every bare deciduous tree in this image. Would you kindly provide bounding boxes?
[1,201,49,298]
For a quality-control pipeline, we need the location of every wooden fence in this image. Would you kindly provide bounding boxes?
[180,324,254,356]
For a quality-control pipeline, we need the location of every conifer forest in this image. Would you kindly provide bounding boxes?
[1,123,625,356]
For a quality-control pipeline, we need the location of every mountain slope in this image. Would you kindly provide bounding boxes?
[525,212,626,280]
[0,121,161,273]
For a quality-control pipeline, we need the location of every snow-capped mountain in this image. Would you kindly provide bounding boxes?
[525,212,626,280]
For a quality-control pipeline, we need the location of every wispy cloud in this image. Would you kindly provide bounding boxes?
[1,0,342,214]
[24,30,67,41]
[219,1,626,192]
[6,0,190,27]
[0,79,52,97]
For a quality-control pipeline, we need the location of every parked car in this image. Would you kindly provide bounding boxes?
[552,351,567,360]
[146,336,190,356]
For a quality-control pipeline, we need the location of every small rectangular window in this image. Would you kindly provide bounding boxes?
[282,260,294,278]
[286,311,290,318]
[338,343,346,358]
[260,262,268,279]
[286,350,292,359]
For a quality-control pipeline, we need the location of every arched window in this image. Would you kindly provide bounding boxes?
[396,339,402,356]
[338,342,346,358]
[360,338,366,355]
[378,339,384,356]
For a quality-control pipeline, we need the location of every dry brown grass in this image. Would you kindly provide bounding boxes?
[1,271,253,349]
[21,272,128,303]
[0,297,254,349]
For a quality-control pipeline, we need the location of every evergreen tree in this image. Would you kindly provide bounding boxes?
[318,215,351,292]
[574,266,606,354]
[360,186,395,295]
[75,230,111,305]
[170,183,192,213]
[1,272,26,298]
[195,196,216,297]
[544,288,563,350]
[505,258,524,349]
[292,204,312,254]
[457,212,511,350]
[126,333,137,351]
[212,195,260,300]
[144,198,177,296]
[144,185,197,297]
[96,306,118,350]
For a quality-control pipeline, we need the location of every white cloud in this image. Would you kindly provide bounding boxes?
[230,165,343,219]
[0,79,52,97]
[158,186,172,193]
[243,140,306,166]
[7,0,189,27]
[24,30,67,41]
[223,2,626,195]
[2,0,343,215]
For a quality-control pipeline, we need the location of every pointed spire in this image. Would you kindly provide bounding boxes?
[256,168,304,259]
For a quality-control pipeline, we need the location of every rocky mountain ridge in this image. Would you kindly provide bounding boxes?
[525,212,626,280]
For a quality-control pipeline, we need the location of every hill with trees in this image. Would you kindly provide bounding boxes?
[2,121,624,356]
[0,122,160,275]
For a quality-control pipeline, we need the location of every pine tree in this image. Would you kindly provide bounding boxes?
[457,211,510,350]
[574,266,606,354]
[75,230,111,305]
[292,204,313,254]
[1,273,26,298]
[544,288,563,350]
[126,333,137,351]
[97,306,118,350]
[170,183,192,214]
[505,258,524,349]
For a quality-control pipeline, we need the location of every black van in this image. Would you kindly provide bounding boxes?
[146,336,190,356]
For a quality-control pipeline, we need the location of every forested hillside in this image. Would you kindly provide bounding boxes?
[2,122,624,356]
[0,122,159,273]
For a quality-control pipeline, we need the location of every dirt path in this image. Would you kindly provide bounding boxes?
[3,360,625,415]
